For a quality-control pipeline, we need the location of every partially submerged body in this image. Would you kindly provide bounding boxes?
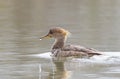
[51,44,101,58]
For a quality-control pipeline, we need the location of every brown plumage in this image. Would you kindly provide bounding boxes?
[40,27,102,58]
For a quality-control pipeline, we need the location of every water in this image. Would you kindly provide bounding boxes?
[0,0,120,79]
[35,52,120,79]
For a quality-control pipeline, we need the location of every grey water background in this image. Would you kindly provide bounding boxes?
[0,0,120,79]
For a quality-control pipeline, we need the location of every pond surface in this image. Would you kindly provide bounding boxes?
[0,0,120,79]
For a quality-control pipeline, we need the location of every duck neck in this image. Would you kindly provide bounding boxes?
[52,37,66,49]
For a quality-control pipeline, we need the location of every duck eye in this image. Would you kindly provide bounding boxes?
[49,31,53,34]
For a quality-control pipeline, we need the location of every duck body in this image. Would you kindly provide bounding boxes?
[51,44,101,57]
[40,27,102,58]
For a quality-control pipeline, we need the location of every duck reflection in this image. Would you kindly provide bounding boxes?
[47,58,71,79]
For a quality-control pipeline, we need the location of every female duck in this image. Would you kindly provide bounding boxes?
[40,27,101,57]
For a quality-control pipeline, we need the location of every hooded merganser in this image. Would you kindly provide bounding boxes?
[40,27,102,57]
